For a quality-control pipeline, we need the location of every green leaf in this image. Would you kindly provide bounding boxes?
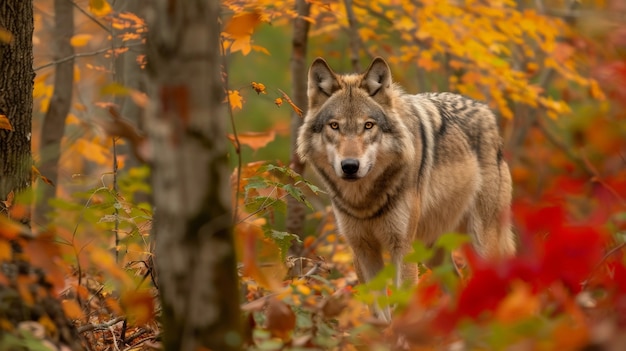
[404,240,434,263]
[434,232,470,252]
[244,196,286,214]
[265,230,301,260]
[282,184,313,209]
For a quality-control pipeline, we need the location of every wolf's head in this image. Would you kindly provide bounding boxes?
[297,57,402,182]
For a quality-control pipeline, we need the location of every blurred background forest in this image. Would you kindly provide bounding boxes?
[0,0,625,350]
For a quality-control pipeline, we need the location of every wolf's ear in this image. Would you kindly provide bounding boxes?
[361,57,392,101]
[308,58,340,109]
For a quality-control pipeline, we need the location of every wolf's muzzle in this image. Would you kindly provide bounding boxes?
[341,158,360,176]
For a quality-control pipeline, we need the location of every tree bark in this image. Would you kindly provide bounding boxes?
[286,0,312,255]
[145,1,241,350]
[0,0,34,224]
[35,0,74,227]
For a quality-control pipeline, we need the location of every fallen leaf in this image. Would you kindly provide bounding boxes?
[62,300,85,320]
[265,297,296,341]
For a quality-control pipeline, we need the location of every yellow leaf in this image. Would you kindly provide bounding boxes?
[0,114,12,131]
[100,82,130,96]
[89,0,112,17]
[0,28,12,44]
[62,300,85,320]
[226,90,243,110]
[70,34,92,47]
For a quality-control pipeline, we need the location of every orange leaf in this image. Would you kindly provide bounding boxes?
[24,233,66,292]
[274,98,283,107]
[1,190,13,208]
[228,130,275,151]
[251,82,267,95]
[224,12,262,39]
[0,215,26,240]
[0,114,12,131]
[265,297,296,341]
[0,28,12,44]
[62,300,85,320]
[121,290,155,326]
[70,34,92,47]
[89,0,112,16]
[0,240,10,262]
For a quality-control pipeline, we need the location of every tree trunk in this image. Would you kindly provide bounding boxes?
[145,1,241,350]
[286,0,312,255]
[0,0,34,223]
[35,0,74,227]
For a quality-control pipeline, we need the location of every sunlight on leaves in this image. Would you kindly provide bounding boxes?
[70,34,93,47]
[89,0,112,17]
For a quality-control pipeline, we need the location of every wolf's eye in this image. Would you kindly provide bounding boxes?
[329,122,339,130]
[364,122,375,130]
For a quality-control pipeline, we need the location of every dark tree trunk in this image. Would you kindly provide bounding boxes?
[35,0,74,226]
[0,0,34,222]
[286,0,312,255]
[145,1,241,350]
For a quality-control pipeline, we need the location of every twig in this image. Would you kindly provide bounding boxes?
[35,43,143,71]
[78,316,125,333]
[124,328,150,345]
[66,0,110,33]
[582,242,626,289]
[220,38,243,223]
[110,325,121,351]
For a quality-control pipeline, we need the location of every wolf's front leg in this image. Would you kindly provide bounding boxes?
[350,240,391,322]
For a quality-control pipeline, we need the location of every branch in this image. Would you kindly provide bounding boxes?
[78,316,125,333]
[65,0,110,33]
[35,43,143,71]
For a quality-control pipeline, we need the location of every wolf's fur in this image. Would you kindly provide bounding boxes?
[296,57,516,319]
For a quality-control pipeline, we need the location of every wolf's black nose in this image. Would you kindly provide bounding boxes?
[341,159,360,175]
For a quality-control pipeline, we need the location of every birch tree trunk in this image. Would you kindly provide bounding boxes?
[145,1,241,350]
[0,0,34,224]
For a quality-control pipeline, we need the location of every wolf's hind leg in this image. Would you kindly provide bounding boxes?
[468,164,516,258]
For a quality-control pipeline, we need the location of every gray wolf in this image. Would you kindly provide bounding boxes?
[296,57,516,320]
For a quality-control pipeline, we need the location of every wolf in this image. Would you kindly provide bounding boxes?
[296,57,516,320]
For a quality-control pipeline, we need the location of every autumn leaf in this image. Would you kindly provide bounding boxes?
[62,300,85,320]
[0,215,27,240]
[251,81,267,94]
[224,12,262,39]
[277,89,303,117]
[265,297,296,341]
[0,114,12,131]
[226,90,243,110]
[274,98,283,107]
[89,0,112,16]
[70,34,93,47]
[0,240,11,262]
[227,130,276,151]
[121,290,155,326]
[0,28,12,43]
